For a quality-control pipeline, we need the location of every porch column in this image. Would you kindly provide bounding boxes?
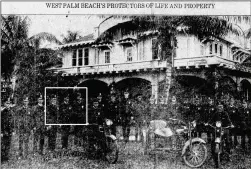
[151,74,159,104]
[165,67,172,104]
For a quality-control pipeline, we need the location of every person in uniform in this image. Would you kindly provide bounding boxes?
[192,95,203,137]
[168,95,181,119]
[227,97,239,149]
[206,102,234,155]
[1,98,14,162]
[60,94,73,150]
[73,93,86,146]
[246,101,251,151]
[204,97,216,143]
[46,95,58,152]
[107,94,118,136]
[87,99,104,152]
[120,90,133,143]
[32,94,46,155]
[16,96,33,159]
[134,94,147,142]
[239,100,250,150]
[181,97,191,123]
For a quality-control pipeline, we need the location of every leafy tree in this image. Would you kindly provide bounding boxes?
[1,15,63,105]
[14,47,63,105]
[62,30,82,44]
[1,15,29,81]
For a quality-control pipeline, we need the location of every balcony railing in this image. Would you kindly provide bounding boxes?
[54,60,168,76]
[173,54,251,73]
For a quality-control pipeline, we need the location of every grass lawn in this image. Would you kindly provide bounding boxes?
[1,132,251,169]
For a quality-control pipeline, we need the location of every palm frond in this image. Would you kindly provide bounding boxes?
[62,30,82,44]
[29,32,62,48]
[245,28,251,38]
[222,16,251,24]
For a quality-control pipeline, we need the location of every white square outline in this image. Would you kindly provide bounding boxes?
[44,87,89,126]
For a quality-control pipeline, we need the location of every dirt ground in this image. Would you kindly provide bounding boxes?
[1,133,251,169]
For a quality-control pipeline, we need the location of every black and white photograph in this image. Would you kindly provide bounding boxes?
[1,1,251,168]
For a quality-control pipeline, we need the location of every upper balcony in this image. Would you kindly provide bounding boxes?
[53,60,169,76]
[174,54,251,73]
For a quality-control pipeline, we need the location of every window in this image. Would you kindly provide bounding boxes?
[78,49,83,66]
[105,51,110,63]
[84,48,89,65]
[209,44,213,54]
[72,50,77,66]
[152,38,158,59]
[209,43,223,56]
[220,45,223,56]
[126,48,132,61]
[200,45,204,55]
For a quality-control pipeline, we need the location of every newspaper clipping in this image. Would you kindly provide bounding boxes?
[1,1,251,168]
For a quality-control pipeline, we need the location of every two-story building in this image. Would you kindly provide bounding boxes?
[55,18,251,104]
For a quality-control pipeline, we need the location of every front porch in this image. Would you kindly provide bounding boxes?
[54,60,169,76]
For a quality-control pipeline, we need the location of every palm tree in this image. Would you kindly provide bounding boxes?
[62,30,82,44]
[1,15,29,81]
[1,15,62,80]
[1,15,63,104]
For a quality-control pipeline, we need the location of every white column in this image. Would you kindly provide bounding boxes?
[151,74,159,104]
[165,68,172,104]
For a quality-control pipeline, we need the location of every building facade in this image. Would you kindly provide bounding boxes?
[54,18,251,104]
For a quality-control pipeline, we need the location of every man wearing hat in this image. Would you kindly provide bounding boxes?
[16,96,33,159]
[32,94,45,155]
[192,95,204,137]
[73,93,86,146]
[203,97,216,143]
[60,94,73,150]
[107,94,118,136]
[119,90,133,143]
[239,100,251,150]
[206,102,234,167]
[1,98,14,162]
[227,97,239,149]
[46,95,58,152]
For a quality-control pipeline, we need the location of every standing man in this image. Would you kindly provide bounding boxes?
[206,102,234,168]
[60,94,73,150]
[16,96,33,159]
[32,94,46,155]
[192,95,203,137]
[73,93,86,146]
[134,94,146,142]
[1,98,14,162]
[227,97,239,149]
[120,90,133,143]
[246,101,251,151]
[240,100,250,151]
[204,97,216,143]
[46,95,58,153]
[168,95,181,120]
[107,94,118,136]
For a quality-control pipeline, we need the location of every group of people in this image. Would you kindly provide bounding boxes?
[1,95,46,161]
[1,90,251,162]
[149,95,251,151]
[1,92,87,161]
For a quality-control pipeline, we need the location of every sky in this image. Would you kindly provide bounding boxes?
[28,15,104,41]
[27,15,250,44]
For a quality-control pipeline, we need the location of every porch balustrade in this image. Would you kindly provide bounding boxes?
[53,60,168,75]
